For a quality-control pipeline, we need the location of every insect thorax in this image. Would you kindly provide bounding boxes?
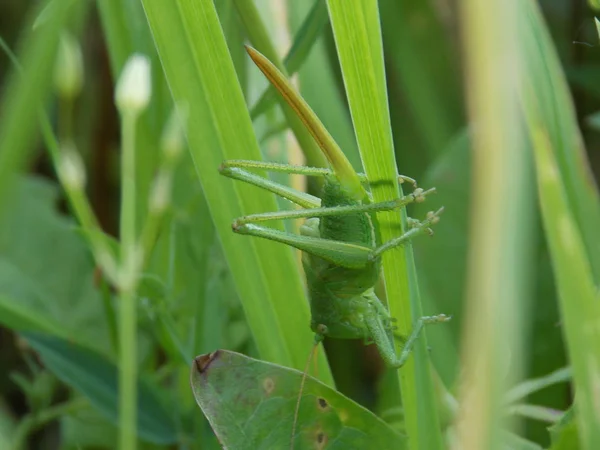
[319,176,376,248]
[300,176,383,339]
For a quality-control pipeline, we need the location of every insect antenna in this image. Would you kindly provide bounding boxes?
[290,338,321,450]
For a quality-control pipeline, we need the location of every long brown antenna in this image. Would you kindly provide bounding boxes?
[290,340,320,450]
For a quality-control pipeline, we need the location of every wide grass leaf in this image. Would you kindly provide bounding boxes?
[141,0,332,381]
[190,350,406,450]
[25,332,178,444]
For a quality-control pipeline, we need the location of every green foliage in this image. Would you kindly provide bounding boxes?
[0,178,108,346]
[25,332,177,444]
[0,0,598,449]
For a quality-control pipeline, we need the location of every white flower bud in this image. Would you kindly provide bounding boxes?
[115,54,151,114]
[59,143,86,190]
[54,33,83,99]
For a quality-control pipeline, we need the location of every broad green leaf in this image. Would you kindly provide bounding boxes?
[141,0,333,382]
[326,1,444,448]
[190,350,406,450]
[24,332,178,445]
[0,177,110,350]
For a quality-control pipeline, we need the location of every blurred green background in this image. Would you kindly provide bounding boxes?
[0,0,599,448]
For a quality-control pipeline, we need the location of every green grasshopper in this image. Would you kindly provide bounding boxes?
[221,46,449,367]
[220,48,449,446]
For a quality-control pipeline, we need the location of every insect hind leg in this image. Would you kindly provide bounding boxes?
[364,293,450,368]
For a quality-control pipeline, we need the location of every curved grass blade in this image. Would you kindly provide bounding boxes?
[191,350,407,450]
[245,47,364,199]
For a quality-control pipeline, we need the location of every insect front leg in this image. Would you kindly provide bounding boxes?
[219,161,321,209]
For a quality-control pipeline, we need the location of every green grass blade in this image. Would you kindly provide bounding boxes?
[141,0,333,384]
[245,47,364,198]
[325,1,444,448]
[231,0,327,172]
[287,2,362,172]
[526,121,600,448]
[250,0,328,120]
[517,3,600,446]
[519,2,600,283]
[504,367,572,405]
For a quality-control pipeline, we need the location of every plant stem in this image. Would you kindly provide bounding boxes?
[119,111,138,450]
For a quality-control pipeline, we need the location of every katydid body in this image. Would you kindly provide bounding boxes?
[220,161,447,367]
[219,47,449,368]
